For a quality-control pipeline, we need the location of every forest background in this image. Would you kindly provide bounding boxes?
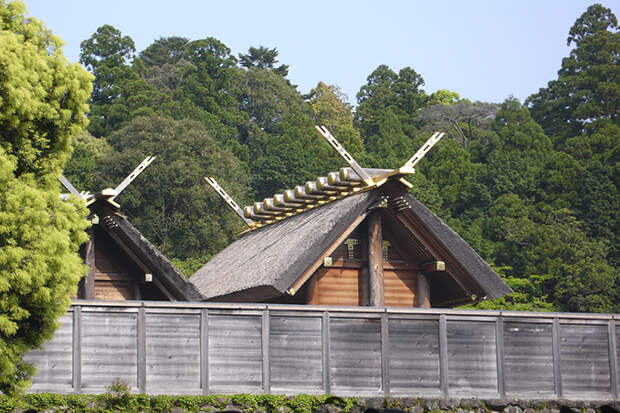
[59,3,618,314]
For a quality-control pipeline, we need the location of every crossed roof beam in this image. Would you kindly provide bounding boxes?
[206,127,444,232]
[59,156,156,210]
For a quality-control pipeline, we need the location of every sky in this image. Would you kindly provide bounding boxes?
[23,0,618,106]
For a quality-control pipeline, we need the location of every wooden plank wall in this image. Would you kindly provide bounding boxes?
[25,302,619,401]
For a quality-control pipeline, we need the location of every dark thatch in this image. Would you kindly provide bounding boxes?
[191,191,381,301]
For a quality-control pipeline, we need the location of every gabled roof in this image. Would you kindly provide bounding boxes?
[190,180,512,305]
[195,129,511,306]
[90,199,202,301]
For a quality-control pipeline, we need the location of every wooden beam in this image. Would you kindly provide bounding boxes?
[79,229,95,299]
[417,273,431,308]
[367,211,384,306]
[359,267,369,306]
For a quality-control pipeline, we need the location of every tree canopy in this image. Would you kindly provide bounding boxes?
[0,0,91,394]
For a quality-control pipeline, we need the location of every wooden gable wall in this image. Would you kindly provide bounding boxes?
[76,226,168,301]
[267,209,446,308]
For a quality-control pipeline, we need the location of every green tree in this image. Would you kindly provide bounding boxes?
[417,100,498,147]
[101,116,249,261]
[0,1,91,394]
[526,4,619,266]
[239,46,289,77]
[527,4,619,143]
[355,65,428,167]
[63,130,112,191]
[79,25,137,137]
[307,81,365,158]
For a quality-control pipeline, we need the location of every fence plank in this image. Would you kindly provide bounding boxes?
[330,316,382,392]
[609,320,617,401]
[323,311,331,394]
[447,319,497,396]
[381,312,389,396]
[201,309,209,394]
[504,320,554,396]
[270,315,323,392]
[137,307,146,393]
[389,317,440,395]
[262,309,270,393]
[73,306,81,393]
[439,314,448,397]
[560,322,611,397]
[496,316,505,398]
[552,318,562,397]
[24,312,74,393]
[208,314,262,391]
[145,312,201,394]
[81,310,138,393]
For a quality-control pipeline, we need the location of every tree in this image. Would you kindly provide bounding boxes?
[239,46,289,77]
[101,116,250,261]
[80,25,137,137]
[0,0,91,394]
[527,4,619,142]
[526,5,619,266]
[63,130,112,191]
[417,101,498,147]
[139,36,189,67]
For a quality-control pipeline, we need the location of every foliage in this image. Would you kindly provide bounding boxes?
[101,116,249,261]
[239,45,289,77]
[0,1,92,179]
[63,130,112,192]
[527,4,619,142]
[0,393,361,413]
[0,0,91,395]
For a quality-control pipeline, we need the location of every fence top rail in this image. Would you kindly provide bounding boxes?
[71,300,619,320]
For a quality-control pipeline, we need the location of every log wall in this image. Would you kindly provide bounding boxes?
[25,301,619,401]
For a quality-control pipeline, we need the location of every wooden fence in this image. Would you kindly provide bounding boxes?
[25,301,619,401]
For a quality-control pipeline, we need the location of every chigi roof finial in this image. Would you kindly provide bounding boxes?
[205,126,444,233]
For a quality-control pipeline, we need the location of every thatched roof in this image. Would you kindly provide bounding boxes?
[191,191,380,301]
[190,181,511,304]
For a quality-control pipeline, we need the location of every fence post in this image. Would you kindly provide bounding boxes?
[381,311,390,396]
[496,315,505,398]
[322,311,331,394]
[137,305,146,393]
[72,305,81,393]
[262,308,271,394]
[609,319,618,401]
[200,308,209,394]
[439,314,448,397]
[552,318,563,398]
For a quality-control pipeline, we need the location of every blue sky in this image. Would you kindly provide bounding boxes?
[23,0,618,105]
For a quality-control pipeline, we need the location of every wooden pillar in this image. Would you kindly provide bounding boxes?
[417,273,431,308]
[78,228,95,299]
[367,211,384,306]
